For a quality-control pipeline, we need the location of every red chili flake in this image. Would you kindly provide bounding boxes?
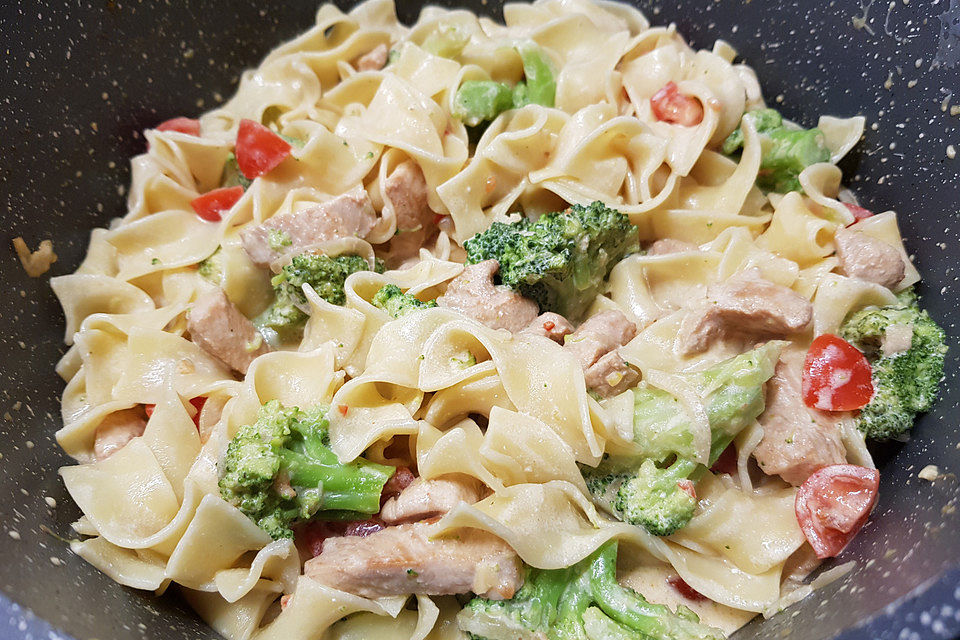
[667,575,707,602]
[543,321,556,332]
[677,479,697,500]
[337,404,349,416]
[144,404,155,418]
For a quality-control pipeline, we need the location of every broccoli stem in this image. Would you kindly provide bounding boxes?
[454,81,516,127]
[280,449,392,514]
[515,43,556,108]
[458,541,722,640]
[589,543,716,640]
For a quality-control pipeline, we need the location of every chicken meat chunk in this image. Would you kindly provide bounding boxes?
[93,408,147,461]
[187,289,270,374]
[521,312,575,343]
[437,259,539,332]
[678,268,813,355]
[753,347,847,485]
[834,228,905,290]
[647,238,700,256]
[380,476,482,525]
[304,522,522,599]
[563,310,639,397]
[355,43,389,71]
[241,185,377,268]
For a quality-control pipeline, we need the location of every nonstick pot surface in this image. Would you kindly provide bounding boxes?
[1,1,958,639]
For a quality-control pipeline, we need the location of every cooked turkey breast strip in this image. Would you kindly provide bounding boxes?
[521,312,575,343]
[240,185,376,268]
[380,476,482,525]
[678,268,813,355]
[834,228,905,290]
[303,522,523,600]
[355,43,388,71]
[563,310,639,397]
[187,289,270,374]
[437,259,539,332]
[647,238,700,256]
[93,409,147,461]
[753,347,847,485]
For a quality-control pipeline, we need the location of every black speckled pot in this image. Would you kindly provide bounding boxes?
[1,1,958,639]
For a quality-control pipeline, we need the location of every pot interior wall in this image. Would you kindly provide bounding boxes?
[0,1,957,639]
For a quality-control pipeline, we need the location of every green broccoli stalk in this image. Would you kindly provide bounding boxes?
[581,342,780,536]
[840,290,947,440]
[371,284,438,318]
[219,400,395,540]
[453,43,556,126]
[221,152,252,190]
[254,252,382,344]
[721,108,830,194]
[454,81,517,127]
[464,201,639,320]
[458,541,722,640]
[198,247,225,286]
[422,22,471,59]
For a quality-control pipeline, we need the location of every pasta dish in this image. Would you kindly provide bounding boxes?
[50,0,948,638]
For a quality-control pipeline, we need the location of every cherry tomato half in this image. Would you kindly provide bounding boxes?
[156,117,201,136]
[190,186,244,222]
[795,464,879,558]
[650,82,704,127]
[802,334,874,411]
[235,118,292,180]
[144,396,206,431]
[844,202,874,224]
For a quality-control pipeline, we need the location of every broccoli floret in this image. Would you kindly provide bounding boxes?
[371,284,438,318]
[254,252,380,343]
[721,108,830,194]
[458,541,722,640]
[615,458,698,537]
[268,228,292,252]
[198,247,225,285]
[464,201,639,320]
[219,400,395,540]
[581,343,781,536]
[453,43,556,126]
[221,152,252,190]
[840,292,947,440]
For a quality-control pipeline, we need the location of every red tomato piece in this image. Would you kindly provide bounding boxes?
[189,396,207,430]
[190,186,244,222]
[844,202,874,223]
[235,119,292,179]
[667,575,708,602]
[294,518,385,557]
[156,117,201,136]
[795,464,880,558]
[802,334,874,411]
[710,443,738,475]
[650,82,704,127]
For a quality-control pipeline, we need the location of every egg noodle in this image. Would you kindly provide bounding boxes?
[51,1,925,638]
